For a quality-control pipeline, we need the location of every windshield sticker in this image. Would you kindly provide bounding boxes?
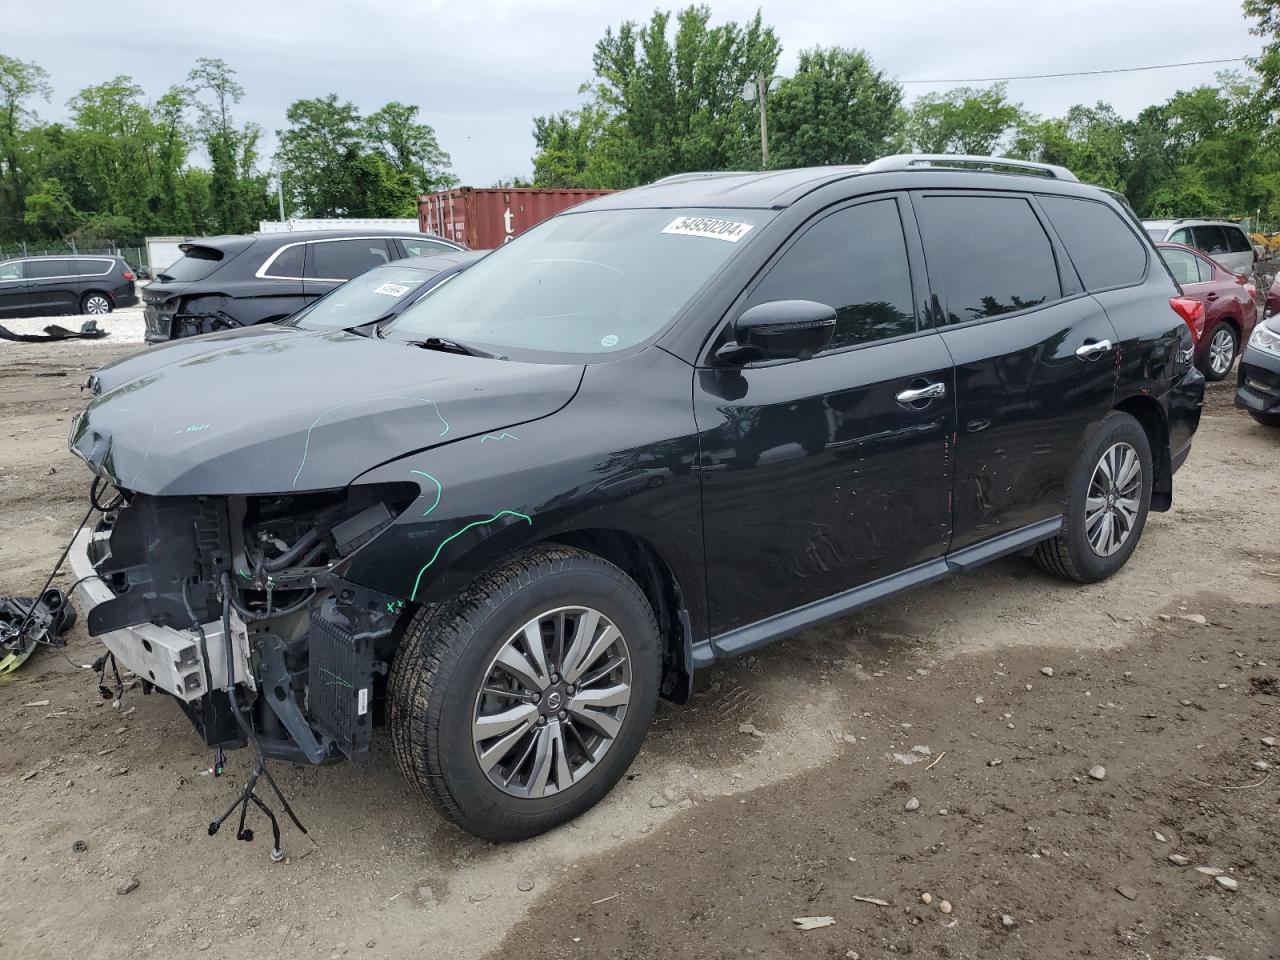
[373,282,411,297]
[661,216,754,243]
[600,334,620,348]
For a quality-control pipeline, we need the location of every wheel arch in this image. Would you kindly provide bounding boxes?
[1113,393,1170,511]
[545,528,695,704]
[80,289,114,311]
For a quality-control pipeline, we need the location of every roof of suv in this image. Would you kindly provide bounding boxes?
[1142,218,1246,231]
[577,154,1090,212]
[181,230,457,256]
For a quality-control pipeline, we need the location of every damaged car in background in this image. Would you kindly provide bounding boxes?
[66,156,1203,847]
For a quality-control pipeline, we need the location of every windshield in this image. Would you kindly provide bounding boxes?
[383,208,770,355]
[292,265,436,330]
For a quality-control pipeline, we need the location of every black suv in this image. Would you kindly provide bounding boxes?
[142,229,461,342]
[68,156,1203,844]
[0,254,138,316]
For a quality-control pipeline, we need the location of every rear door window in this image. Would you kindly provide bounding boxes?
[1169,228,1192,245]
[27,259,72,279]
[915,194,1062,323]
[263,243,305,279]
[309,239,394,280]
[1040,195,1147,291]
[1159,248,1207,286]
[743,198,917,350]
[1192,225,1229,256]
[1224,226,1252,254]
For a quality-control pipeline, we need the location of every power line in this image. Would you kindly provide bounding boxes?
[900,57,1246,84]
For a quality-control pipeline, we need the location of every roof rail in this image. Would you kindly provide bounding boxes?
[648,171,754,186]
[861,154,1079,182]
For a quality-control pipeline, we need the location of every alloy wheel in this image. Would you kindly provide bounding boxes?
[1085,442,1142,557]
[472,605,632,798]
[1209,327,1235,376]
[84,296,110,315]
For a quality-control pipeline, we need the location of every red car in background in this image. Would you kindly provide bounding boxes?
[1156,242,1257,381]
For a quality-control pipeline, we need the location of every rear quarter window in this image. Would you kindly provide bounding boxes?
[1224,226,1252,254]
[161,246,227,282]
[1040,195,1147,291]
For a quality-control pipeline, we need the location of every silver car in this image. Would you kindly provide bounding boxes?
[1142,219,1258,277]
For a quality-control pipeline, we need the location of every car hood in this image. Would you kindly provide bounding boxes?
[71,325,584,495]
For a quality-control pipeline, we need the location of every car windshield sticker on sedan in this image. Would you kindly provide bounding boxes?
[660,216,754,242]
[374,282,411,297]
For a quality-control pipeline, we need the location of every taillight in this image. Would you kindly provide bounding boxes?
[1170,297,1205,341]
[122,270,136,281]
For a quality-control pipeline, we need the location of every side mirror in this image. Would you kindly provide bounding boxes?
[727,299,837,361]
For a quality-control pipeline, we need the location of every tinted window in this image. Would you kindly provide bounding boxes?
[1223,226,1252,253]
[1159,248,1206,286]
[161,246,225,282]
[744,199,916,350]
[310,239,392,280]
[400,239,455,258]
[0,261,26,281]
[1040,196,1146,290]
[1192,225,1228,255]
[264,243,305,278]
[71,258,111,277]
[27,259,72,279]
[916,195,1062,323]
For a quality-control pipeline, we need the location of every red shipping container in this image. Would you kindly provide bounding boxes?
[417,187,614,250]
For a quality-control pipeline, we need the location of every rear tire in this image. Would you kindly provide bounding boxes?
[388,545,660,841]
[1035,411,1153,583]
[81,292,113,315]
[1250,411,1280,428]
[1201,324,1237,381]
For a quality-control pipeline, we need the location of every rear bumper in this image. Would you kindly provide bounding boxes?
[1235,347,1280,415]
[68,529,250,700]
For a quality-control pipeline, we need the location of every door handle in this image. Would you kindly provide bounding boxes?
[1206,292,1219,301]
[896,382,947,404]
[1075,339,1113,360]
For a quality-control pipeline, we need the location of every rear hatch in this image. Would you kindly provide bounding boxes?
[143,237,254,342]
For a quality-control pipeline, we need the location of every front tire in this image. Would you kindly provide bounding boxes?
[1202,324,1238,381]
[81,292,113,315]
[1250,410,1280,428]
[388,545,660,841]
[1035,411,1153,583]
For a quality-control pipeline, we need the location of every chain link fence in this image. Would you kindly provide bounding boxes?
[0,242,148,269]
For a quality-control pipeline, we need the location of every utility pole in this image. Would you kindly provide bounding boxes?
[277,173,286,222]
[757,71,769,169]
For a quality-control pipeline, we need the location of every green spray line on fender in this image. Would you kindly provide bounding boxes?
[410,510,532,601]
[410,470,443,517]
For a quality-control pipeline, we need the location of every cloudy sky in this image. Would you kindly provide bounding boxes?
[6,0,1259,185]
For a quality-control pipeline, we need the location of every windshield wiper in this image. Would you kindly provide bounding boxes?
[411,336,505,360]
[155,272,175,282]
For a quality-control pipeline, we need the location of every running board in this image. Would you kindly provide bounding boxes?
[697,516,1062,664]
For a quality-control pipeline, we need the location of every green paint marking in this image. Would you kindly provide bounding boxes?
[320,667,352,688]
[410,510,532,601]
[386,599,405,614]
[410,470,443,518]
[480,432,519,442]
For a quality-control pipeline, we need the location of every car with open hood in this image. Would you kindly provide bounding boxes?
[67,155,1204,843]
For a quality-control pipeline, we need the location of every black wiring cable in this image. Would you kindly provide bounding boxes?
[12,492,97,640]
[217,572,315,844]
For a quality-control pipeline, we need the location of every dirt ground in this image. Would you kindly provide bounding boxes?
[1,341,1278,960]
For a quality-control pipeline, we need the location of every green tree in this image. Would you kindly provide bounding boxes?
[363,101,456,194]
[767,47,902,167]
[1013,102,1129,189]
[187,57,260,233]
[1244,0,1280,121]
[906,82,1026,154]
[0,55,52,243]
[533,5,781,187]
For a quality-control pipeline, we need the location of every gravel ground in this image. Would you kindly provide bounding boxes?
[0,340,1277,960]
[0,306,146,348]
